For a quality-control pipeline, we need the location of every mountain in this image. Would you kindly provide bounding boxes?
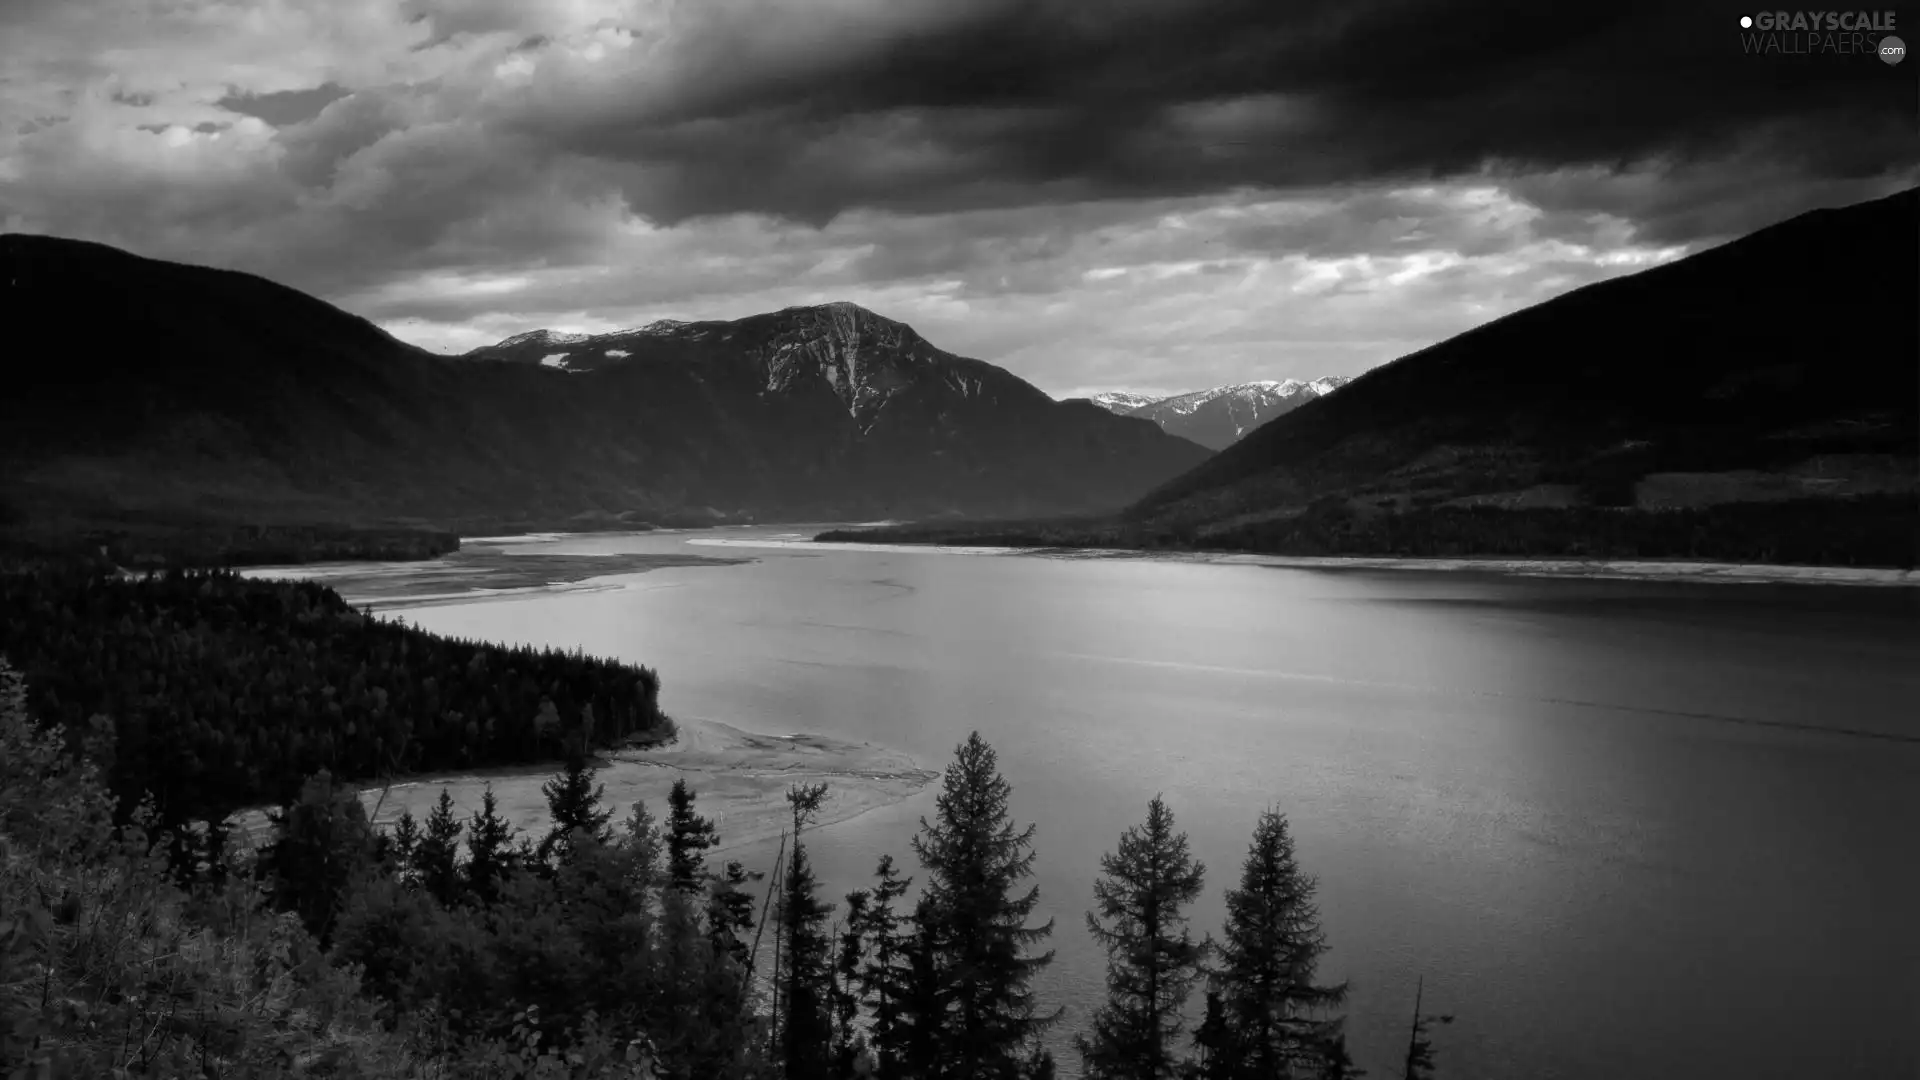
[821,189,1918,567]
[1073,379,1351,449]
[1128,379,1352,450]
[0,239,1210,540]
[1128,187,1918,540]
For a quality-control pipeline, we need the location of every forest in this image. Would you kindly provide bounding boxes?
[0,566,1452,1079]
[0,521,462,571]
[0,567,670,863]
[2,656,1443,1080]
[816,493,1920,568]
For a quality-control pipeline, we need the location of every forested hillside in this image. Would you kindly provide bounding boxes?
[817,190,1920,569]
[2,654,1392,1079]
[0,568,669,860]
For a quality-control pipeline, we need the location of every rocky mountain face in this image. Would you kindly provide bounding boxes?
[1076,378,1352,450]
[0,240,1210,536]
[465,303,1018,436]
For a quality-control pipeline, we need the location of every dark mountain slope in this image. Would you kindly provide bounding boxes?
[820,189,1917,567]
[0,237,1208,538]
[1128,188,1919,530]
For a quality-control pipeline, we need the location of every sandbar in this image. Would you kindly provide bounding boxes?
[225,717,939,858]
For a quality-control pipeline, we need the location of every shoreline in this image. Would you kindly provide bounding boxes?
[224,716,939,858]
[685,536,1920,587]
[236,547,753,609]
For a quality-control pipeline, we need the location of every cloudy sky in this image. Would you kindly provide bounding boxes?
[2,0,1914,398]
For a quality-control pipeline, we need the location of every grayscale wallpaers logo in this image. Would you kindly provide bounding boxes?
[1737,10,1904,60]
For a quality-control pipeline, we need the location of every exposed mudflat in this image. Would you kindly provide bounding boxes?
[238,547,752,609]
[225,717,938,855]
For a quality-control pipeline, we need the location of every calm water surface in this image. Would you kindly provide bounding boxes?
[380,527,1920,1080]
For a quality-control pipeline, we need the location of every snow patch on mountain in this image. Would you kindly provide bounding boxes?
[1074,375,1362,448]
[500,329,592,348]
[1088,391,1161,413]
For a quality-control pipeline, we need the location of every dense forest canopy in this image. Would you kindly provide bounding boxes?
[0,567,670,850]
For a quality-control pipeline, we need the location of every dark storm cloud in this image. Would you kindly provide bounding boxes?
[218,84,351,127]
[532,0,1916,239]
[3,0,1908,391]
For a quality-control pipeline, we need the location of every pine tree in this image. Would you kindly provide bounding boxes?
[1209,808,1348,1080]
[414,787,465,906]
[621,798,664,889]
[895,905,946,1080]
[909,731,1061,1080]
[667,777,720,892]
[388,808,422,884]
[653,885,713,1078]
[1191,990,1230,1078]
[464,784,520,904]
[707,859,760,970]
[858,854,916,1076]
[778,783,835,1080]
[539,749,613,867]
[1076,795,1209,1080]
[832,891,872,1072]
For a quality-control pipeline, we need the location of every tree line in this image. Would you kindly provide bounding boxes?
[817,493,1919,569]
[0,567,671,859]
[0,522,461,571]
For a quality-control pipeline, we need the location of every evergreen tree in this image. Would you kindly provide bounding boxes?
[653,885,714,1079]
[414,787,465,906]
[260,769,379,947]
[622,797,665,890]
[858,853,916,1076]
[1190,990,1230,1078]
[894,905,946,1080]
[1076,795,1209,1080]
[1209,808,1348,1080]
[832,892,872,1072]
[464,784,520,904]
[778,783,835,1080]
[707,859,760,970]
[667,777,720,892]
[909,731,1061,1080]
[539,749,613,867]
[388,808,422,883]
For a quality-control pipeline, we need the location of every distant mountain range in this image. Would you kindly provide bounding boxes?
[1074,379,1353,450]
[824,188,1919,567]
[0,243,1208,541]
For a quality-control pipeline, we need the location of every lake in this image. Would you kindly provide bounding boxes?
[350,527,1920,1079]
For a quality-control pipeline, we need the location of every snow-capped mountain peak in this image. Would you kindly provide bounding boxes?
[496,328,593,349]
[1073,374,1358,449]
[1088,391,1162,412]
